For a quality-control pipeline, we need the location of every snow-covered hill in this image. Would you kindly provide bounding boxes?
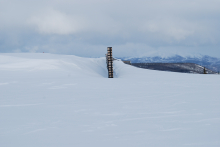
[118,55,220,72]
[131,63,217,74]
[0,53,220,147]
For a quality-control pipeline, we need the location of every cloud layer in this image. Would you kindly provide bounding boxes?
[0,0,220,57]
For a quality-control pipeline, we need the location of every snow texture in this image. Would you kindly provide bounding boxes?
[0,53,220,147]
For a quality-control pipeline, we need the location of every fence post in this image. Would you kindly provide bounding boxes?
[204,67,207,74]
[106,47,113,78]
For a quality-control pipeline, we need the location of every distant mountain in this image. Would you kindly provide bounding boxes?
[130,63,216,74]
[117,55,220,72]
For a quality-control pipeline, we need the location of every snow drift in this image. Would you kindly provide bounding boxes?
[0,53,220,147]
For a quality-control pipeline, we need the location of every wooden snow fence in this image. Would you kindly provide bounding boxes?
[106,47,113,78]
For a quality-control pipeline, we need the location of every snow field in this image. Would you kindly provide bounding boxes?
[0,53,220,147]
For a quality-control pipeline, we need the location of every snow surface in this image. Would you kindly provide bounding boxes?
[0,53,220,147]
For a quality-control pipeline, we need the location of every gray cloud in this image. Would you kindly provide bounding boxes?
[0,0,220,57]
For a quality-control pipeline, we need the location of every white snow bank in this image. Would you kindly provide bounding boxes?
[0,53,108,78]
[0,53,220,147]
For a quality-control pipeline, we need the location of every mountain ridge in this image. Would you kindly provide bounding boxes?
[117,55,220,72]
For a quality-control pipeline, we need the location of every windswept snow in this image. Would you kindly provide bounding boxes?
[0,53,220,147]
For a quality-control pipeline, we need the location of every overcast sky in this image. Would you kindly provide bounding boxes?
[0,0,220,57]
